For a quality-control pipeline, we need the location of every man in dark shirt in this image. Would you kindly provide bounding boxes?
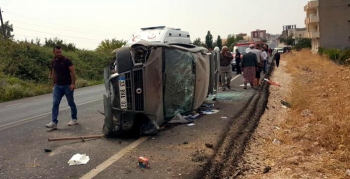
[46,46,78,129]
[274,52,281,67]
[235,49,242,74]
[219,46,234,91]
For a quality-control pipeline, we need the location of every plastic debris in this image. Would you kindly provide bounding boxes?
[202,109,219,114]
[187,123,195,126]
[272,139,281,145]
[346,169,350,176]
[68,153,90,165]
[221,116,227,119]
[264,78,281,87]
[138,156,150,169]
[190,113,199,119]
[168,113,192,124]
[44,149,52,153]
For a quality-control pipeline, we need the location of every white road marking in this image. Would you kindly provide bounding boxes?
[231,74,241,82]
[5,103,22,107]
[80,137,149,179]
[0,114,49,131]
[32,97,51,102]
[0,98,102,131]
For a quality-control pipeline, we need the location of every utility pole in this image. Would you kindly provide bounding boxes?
[0,7,6,39]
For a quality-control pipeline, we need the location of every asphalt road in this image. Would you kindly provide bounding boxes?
[0,72,262,179]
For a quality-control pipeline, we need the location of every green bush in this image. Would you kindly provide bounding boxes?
[0,74,52,102]
[0,38,112,102]
[295,38,311,51]
[318,47,350,65]
[0,39,111,82]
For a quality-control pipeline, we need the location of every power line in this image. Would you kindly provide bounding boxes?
[3,10,130,36]
[15,33,100,44]
[10,19,128,36]
[15,26,105,41]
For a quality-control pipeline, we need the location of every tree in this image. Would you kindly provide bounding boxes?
[278,36,285,43]
[294,38,311,51]
[205,31,213,49]
[0,21,14,39]
[193,38,201,46]
[284,36,294,46]
[226,34,235,51]
[96,39,126,53]
[216,35,222,50]
[44,38,77,51]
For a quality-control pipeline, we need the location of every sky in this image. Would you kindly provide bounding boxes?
[1,0,309,50]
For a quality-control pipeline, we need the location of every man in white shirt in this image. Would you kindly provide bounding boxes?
[261,48,268,74]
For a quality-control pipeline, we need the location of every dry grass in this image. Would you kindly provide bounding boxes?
[268,50,350,178]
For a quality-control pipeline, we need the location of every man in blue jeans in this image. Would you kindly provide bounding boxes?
[46,45,78,129]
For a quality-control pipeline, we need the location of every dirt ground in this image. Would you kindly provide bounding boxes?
[236,59,294,179]
[236,51,350,179]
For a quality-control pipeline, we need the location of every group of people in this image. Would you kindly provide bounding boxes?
[218,43,281,90]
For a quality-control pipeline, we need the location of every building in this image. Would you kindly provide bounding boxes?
[304,0,350,51]
[237,33,247,38]
[251,29,267,40]
[282,25,297,38]
[288,28,307,44]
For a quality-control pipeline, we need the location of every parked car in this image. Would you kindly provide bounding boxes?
[232,42,256,71]
[283,46,292,53]
[103,26,219,136]
[274,47,284,54]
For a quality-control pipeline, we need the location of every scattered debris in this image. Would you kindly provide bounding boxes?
[280,100,291,108]
[187,123,195,126]
[264,78,281,87]
[44,149,52,153]
[48,135,104,142]
[272,139,281,145]
[183,141,188,144]
[191,113,200,118]
[138,156,150,169]
[263,166,271,173]
[282,105,288,109]
[169,113,194,124]
[68,153,90,165]
[201,109,219,114]
[221,116,227,119]
[205,143,213,148]
[140,118,160,135]
[346,169,350,176]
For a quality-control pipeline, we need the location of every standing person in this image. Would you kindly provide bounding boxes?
[261,47,268,74]
[219,46,233,91]
[274,52,281,67]
[235,49,242,74]
[46,46,78,129]
[241,47,258,89]
[268,48,273,57]
[250,44,264,86]
[213,47,221,86]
